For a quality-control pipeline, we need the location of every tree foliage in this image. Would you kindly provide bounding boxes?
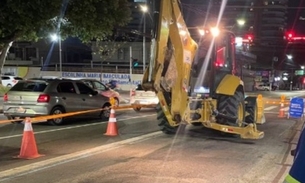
[0,0,131,70]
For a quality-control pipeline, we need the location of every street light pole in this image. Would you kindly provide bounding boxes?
[129,46,133,91]
[143,13,146,72]
[59,34,62,77]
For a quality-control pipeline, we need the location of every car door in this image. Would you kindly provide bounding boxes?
[75,82,105,110]
[56,82,79,112]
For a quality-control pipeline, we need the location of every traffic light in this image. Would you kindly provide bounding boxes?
[132,59,139,67]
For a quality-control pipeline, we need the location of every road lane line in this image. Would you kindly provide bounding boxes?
[264,111,280,114]
[0,131,163,182]
[264,106,278,111]
[284,107,290,111]
[0,114,156,140]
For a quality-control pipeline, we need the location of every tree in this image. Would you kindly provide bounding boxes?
[91,31,133,62]
[0,0,131,72]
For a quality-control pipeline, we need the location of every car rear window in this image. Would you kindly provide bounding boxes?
[10,81,48,92]
[14,77,23,80]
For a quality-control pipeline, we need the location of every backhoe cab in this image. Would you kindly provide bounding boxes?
[142,0,264,139]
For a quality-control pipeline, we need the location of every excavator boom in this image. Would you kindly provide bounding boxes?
[142,0,198,124]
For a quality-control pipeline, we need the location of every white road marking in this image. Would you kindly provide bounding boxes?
[264,106,278,111]
[0,114,156,140]
[264,111,280,114]
[0,131,162,181]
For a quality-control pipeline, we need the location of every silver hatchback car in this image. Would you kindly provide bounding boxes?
[3,78,112,125]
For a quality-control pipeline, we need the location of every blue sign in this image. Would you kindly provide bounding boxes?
[289,97,304,118]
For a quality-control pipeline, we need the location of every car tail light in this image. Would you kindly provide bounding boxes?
[3,93,8,102]
[12,80,17,83]
[131,90,136,96]
[37,94,50,103]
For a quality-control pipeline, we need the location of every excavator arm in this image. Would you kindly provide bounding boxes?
[142,0,197,125]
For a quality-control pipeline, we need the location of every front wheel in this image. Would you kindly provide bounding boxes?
[217,89,245,126]
[156,103,178,134]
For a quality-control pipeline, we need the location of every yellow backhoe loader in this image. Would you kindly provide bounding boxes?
[141,0,264,139]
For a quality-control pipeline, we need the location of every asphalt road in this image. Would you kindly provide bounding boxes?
[0,100,302,183]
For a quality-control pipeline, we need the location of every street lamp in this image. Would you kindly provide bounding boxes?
[50,33,62,76]
[237,19,246,26]
[287,54,293,60]
[140,5,148,72]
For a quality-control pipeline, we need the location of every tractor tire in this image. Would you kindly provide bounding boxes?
[245,107,256,123]
[217,89,245,126]
[156,103,178,134]
[244,96,257,124]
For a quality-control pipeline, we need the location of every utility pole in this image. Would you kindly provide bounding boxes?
[129,46,133,92]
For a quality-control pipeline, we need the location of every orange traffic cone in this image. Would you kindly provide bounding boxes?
[278,102,285,118]
[104,109,118,136]
[15,117,44,159]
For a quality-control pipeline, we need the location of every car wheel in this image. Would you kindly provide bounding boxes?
[48,106,65,126]
[133,107,141,112]
[7,84,12,87]
[8,116,22,124]
[100,103,111,120]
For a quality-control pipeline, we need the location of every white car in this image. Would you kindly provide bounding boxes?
[1,75,23,87]
[130,84,158,111]
[255,84,270,91]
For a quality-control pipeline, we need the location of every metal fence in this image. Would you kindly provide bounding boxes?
[41,65,144,74]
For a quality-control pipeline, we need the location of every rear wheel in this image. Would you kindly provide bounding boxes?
[100,103,111,120]
[217,89,245,126]
[156,103,178,134]
[48,106,65,126]
[245,107,256,123]
[244,97,257,124]
[133,107,141,112]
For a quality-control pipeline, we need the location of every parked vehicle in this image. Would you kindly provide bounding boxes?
[80,79,121,106]
[130,84,158,111]
[255,84,270,91]
[1,75,23,87]
[3,78,112,125]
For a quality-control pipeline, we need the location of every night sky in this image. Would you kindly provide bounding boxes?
[287,0,305,35]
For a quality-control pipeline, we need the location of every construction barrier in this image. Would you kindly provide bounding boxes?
[14,117,44,160]
[0,98,157,160]
[0,103,157,125]
[256,94,266,124]
[104,108,118,136]
[278,95,286,118]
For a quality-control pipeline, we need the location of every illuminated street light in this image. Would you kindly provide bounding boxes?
[198,29,205,36]
[50,34,59,42]
[210,27,220,37]
[140,5,148,12]
[50,33,62,76]
[287,54,293,60]
[140,4,148,72]
[237,19,246,26]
